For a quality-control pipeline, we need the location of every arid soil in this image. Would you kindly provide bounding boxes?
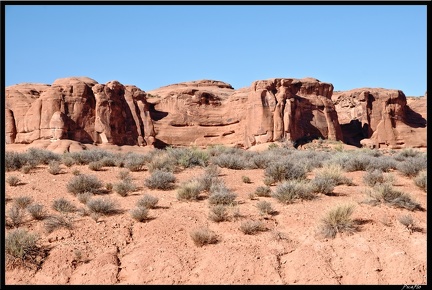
[4,142,427,285]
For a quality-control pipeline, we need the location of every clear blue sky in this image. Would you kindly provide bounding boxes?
[5,4,427,96]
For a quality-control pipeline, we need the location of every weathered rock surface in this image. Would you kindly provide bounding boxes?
[332,89,427,148]
[5,77,426,149]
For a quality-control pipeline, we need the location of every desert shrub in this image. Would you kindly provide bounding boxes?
[6,205,25,228]
[145,169,176,190]
[290,150,330,172]
[5,228,41,268]
[398,214,414,228]
[130,207,150,222]
[197,165,220,192]
[318,204,357,238]
[167,146,209,168]
[394,148,419,161]
[113,180,137,197]
[123,153,148,172]
[313,164,353,186]
[5,151,28,171]
[363,169,385,187]
[208,183,237,205]
[311,176,336,195]
[263,176,275,186]
[72,169,81,176]
[256,200,275,215]
[208,205,229,222]
[6,175,21,186]
[14,196,33,209]
[52,197,77,213]
[190,227,218,247]
[272,180,314,204]
[48,160,62,175]
[88,161,104,171]
[86,197,118,215]
[61,155,76,167]
[249,153,272,169]
[239,220,267,235]
[67,149,113,165]
[254,186,272,197]
[367,183,422,211]
[147,150,177,173]
[27,204,47,220]
[26,148,61,165]
[136,194,159,209]
[177,179,202,201]
[67,174,103,194]
[105,182,113,191]
[44,215,73,233]
[264,160,306,183]
[414,170,427,192]
[100,156,117,167]
[343,154,372,172]
[365,156,397,172]
[21,164,33,174]
[117,169,131,180]
[242,175,251,184]
[397,155,427,177]
[77,192,93,204]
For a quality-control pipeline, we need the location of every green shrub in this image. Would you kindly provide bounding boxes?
[61,155,76,167]
[177,179,202,201]
[147,151,176,173]
[27,204,47,220]
[256,200,275,215]
[311,176,336,195]
[210,153,249,170]
[27,148,60,165]
[242,175,251,184]
[414,170,427,192]
[363,169,385,187]
[264,160,306,183]
[190,227,218,247]
[343,155,372,172]
[48,160,62,175]
[272,180,314,204]
[208,183,237,205]
[397,155,427,177]
[67,174,103,194]
[14,196,33,209]
[313,164,353,186]
[86,197,118,215]
[123,153,148,172]
[365,156,397,172]
[52,197,77,213]
[367,183,422,211]
[136,194,159,209]
[67,149,113,165]
[113,180,137,197]
[5,228,41,268]
[239,220,267,235]
[145,169,176,190]
[167,146,209,168]
[208,205,229,222]
[254,186,271,197]
[5,151,28,171]
[318,204,357,238]
[44,215,73,233]
[6,175,21,186]
[130,207,150,222]
[6,205,25,228]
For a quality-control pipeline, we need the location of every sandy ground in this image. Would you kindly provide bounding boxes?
[4,142,427,285]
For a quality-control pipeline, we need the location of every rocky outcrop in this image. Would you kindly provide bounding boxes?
[5,77,155,147]
[332,88,427,148]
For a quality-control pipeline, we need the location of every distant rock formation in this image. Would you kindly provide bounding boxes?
[332,88,427,148]
[5,77,427,150]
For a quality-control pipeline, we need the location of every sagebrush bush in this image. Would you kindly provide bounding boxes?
[6,205,25,228]
[47,160,61,175]
[367,183,422,211]
[21,164,33,174]
[67,149,113,165]
[27,148,60,165]
[123,153,149,172]
[130,207,150,222]
[52,197,77,213]
[242,175,251,184]
[145,169,176,190]
[343,154,372,172]
[67,174,103,194]
[6,175,21,186]
[394,148,419,161]
[88,161,104,171]
[14,196,33,209]
[208,182,237,205]
[77,192,93,204]
[256,200,275,215]
[167,146,209,168]
[414,170,427,192]
[177,179,202,201]
[44,215,73,233]
[86,197,118,215]
[114,180,137,197]
[365,156,397,172]
[5,228,41,268]
[264,160,306,183]
[310,176,336,195]
[210,153,249,170]
[5,151,28,171]
[397,155,427,177]
[362,169,385,187]
[313,164,353,186]
[190,227,218,247]
[239,220,267,235]
[136,194,159,209]
[318,204,357,238]
[117,169,131,180]
[197,165,220,192]
[147,151,176,173]
[254,186,272,197]
[72,169,81,176]
[27,204,46,220]
[272,180,314,204]
[61,155,76,167]
[208,205,229,222]
[398,214,414,228]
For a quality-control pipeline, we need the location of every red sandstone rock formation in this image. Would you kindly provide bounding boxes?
[332,88,427,149]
